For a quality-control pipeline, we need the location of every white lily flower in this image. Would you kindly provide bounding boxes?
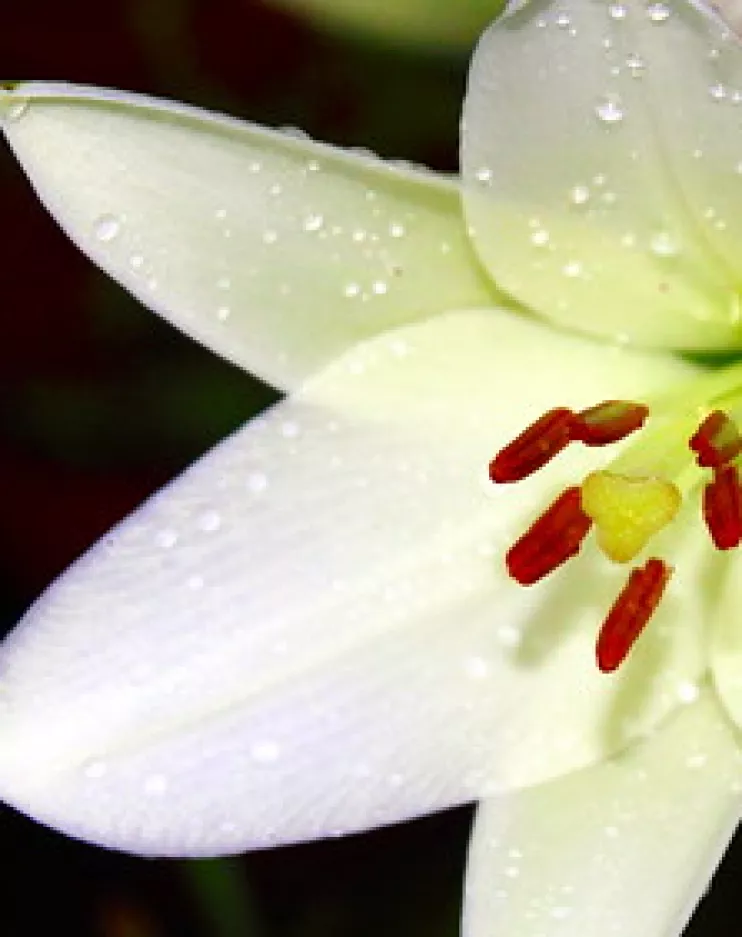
[3,1,742,935]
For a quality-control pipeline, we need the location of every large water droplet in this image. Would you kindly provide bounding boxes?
[93,214,121,242]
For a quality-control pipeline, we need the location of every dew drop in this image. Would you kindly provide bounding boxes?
[262,229,278,245]
[129,253,145,270]
[646,2,670,22]
[4,96,29,121]
[344,282,361,298]
[250,740,280,763]
[93,214,121,242]
[475,166,493,184]
[144,774,168,795]
[686,752,707,769]
[626,53,645,76]
[216,305,231,322]
[551,906,572,920]
[563,260,583,277]
[677,681,700,704]
[570,184,590,205]
[608,3,627,19]
[197,509,222,532]
[709,82,727,101]
[595,95,624,123]
[649,231,679,257]
[306,159,320,172]
[281,420,299,439]
[303,213,324,232]
[389,222,406,238]
[555,12,571,28]
[155,528,178,549]
[82,759,108,779]
[217,275,231,291]
[530,228,550,247]
[247,471,268,494]
[372,280,388,295]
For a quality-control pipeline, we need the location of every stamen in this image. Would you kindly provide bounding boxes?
[689,409,742,468]
[703,464,742,550]
[506,486,592,585]
[489,408,576,483]
[574,400,649,446]
[596,558,672,673]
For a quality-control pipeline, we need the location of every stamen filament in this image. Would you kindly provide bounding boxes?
[703,464,742,550]
[506,486,592,585]
[596,558,672,673]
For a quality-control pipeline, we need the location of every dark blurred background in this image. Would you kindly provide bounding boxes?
[0,0,738,934]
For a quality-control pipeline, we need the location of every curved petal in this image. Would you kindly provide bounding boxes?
[708,554,742,727]
[461,0,742,351]
[0,82,495,392]
[463,691,742,937]
[266,0,500,49]
[0,310,703,857]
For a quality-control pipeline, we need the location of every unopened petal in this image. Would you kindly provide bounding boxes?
[0,82,494,391]
[266,0,501,49]
[461,0,742,351]
[463,691,742,937]
[0,310,702,856]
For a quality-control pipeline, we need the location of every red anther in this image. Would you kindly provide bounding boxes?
[689,409,742,469]
[506,486,592,585]
[490,408,577,483]
[574,400,649,446]
[703,463,742,550]
[596,558,672,673]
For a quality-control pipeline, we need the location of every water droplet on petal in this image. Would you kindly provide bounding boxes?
[710,82,727,101]
[129,253,145,270]
[608,3,627,19]
[4,96,29,121]
[531,228,550,247]
[372,280,388,295]
[262,230,278,245]
[155,528,178,549]
[563,260,583,277]
[247,471,268,494]
[626,53,645,76]
[646,2,670,22]
[344,282,361,298]
[475,166,493,184]
[595,95,624,123]
[303,213,324,232]
[250,741,280,763]
[143,774,168,795]
[570,184,591,205]
[94,214,121,242]
[650,231,679,257]
[197,509,222,532]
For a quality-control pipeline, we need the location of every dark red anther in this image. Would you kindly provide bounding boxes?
[689,410,742,469]
[506,486,592,585]
[490,408,576,483]
[703,463,742,550]
[596,558,672,673]
[574,400,649,446]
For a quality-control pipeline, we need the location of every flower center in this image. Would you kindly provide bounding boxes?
[490,375,742,673]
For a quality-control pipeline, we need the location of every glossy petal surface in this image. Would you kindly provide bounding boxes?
[463,691,742,937]
[709,554,742,728]
[0,311,703,856]
[461,0,742,350]
[0,82,495,391]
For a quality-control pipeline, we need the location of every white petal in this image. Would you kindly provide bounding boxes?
[0,310,703,857]
[463,691,742,937]
[461,0,742,350]
[0,82,494,391]
[708,554,742,728]
[267,0,498,48]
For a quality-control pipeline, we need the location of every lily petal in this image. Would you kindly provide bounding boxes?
[0,82,495,391]
[708,554,742,728]
[463,691,742,937]
[461,0,742,350]
[266,0,501,49]
[0,310,703,856]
